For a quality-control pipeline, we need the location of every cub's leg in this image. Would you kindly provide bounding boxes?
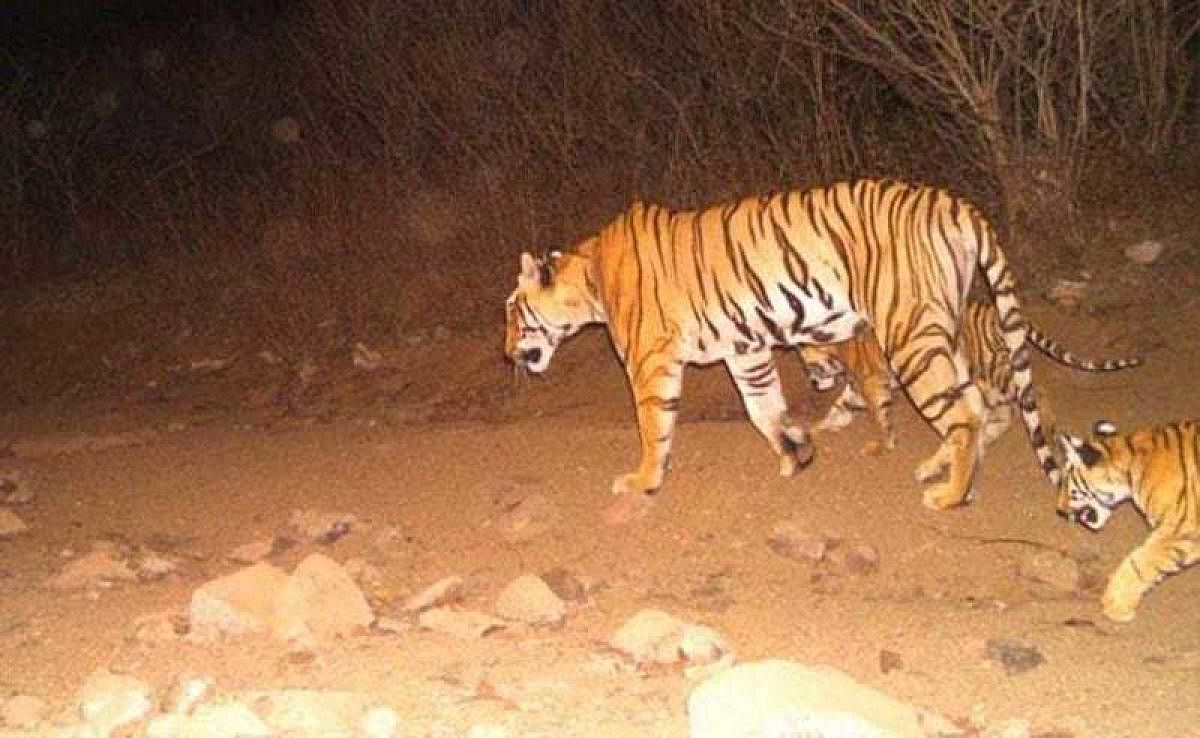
[813,384,867,434]
[894,342,984,510]
[612,345,684,498]
[1102,531,1200,622]
[726,351,813,477]
[978,384,1013,446]
[850,335,896,456]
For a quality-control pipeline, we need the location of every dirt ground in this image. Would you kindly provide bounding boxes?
[1,229,1199,737]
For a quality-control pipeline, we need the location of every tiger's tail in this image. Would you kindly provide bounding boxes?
[1026,327,1143,373]
[974,217,1060,486]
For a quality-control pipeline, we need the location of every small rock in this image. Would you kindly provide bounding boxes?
[403,575,464,613]
[76,668,153,737]
[0,508,29,538]
[353,342,384,370]
[418,607,506,640]
[0,470,33,505]
[491,492,558,543]
[828,543,881,575]
[227,538,285,564]
[188,562,290,641]
[610,609,689,665]
[360,706,401,738]
[1017,550,1081,593]
[687,659,955,738]
[1124,239,1165,265]
[767,522,829,562]
[136,552,178,581]
[985,638,1045,675]
[879,649,904,674]
[1047,278,1088,309]
[541,567,588,602]
[288,509,356,543]
[47,548,137,590]
[273,553,375,643]
[2,694,47,729]
[494,574,567,625]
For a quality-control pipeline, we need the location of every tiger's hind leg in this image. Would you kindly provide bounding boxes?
[896,344,985,510]
[858,368,897,456]
[978,384,1013,447]
[726,351,813,477]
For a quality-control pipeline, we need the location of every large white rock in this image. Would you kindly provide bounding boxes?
[76,668,153,737]
[687,660,953,738]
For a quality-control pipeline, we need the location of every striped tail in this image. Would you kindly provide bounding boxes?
[973,212,1061,486]
[1026,327,1143,373]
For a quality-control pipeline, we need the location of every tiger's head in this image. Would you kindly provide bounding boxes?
[1057,420,1133,531]
[505,248,604,374]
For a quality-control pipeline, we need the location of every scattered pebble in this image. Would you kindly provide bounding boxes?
[0,507,29,538]
[403,575,464,613]
[288,508,356,543]
[985,638,1045,675]
[494,574,567,625]
[46,548,137,590]
[1124,239,1165,265]
[767,522,830,562]
[418,607,506,640]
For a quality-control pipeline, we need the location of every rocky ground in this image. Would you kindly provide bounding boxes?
[0,224,1198,736]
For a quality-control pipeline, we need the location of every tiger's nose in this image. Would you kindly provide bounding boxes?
[517,348,542,365]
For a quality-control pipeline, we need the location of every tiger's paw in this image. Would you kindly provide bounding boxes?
[778,427,814,477]
[921,482,969,511]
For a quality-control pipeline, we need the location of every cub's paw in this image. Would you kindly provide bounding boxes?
[611,473,658,498]
[914,455,947,484]
[605,474,657,526]
[1101,591,1138,623]
[921,482,969,511]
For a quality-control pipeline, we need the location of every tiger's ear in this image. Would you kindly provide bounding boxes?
[1058,433,1103,467]
[1093,420,1118,437]
[1058,434,1083,466]
[518,252,542,286]
[1062,433,1105,467]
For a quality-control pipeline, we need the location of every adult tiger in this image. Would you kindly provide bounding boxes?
[1058,420,1199,621]
[504,180,1056,514]
[800,299,1142,454]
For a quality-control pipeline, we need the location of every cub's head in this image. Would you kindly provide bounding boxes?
[1057,420,1133,530]
[799,345,846,392]
[504,249,602,374]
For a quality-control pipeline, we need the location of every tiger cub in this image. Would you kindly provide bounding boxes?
[1058,420,1199,622]
[800,300,1141,454]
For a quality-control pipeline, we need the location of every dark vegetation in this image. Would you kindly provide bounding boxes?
[1,1,1197,365]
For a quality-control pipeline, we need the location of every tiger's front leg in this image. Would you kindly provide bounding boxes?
[725,351,813,477]
[611,350,685,499]
[1101,531,1199,622]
